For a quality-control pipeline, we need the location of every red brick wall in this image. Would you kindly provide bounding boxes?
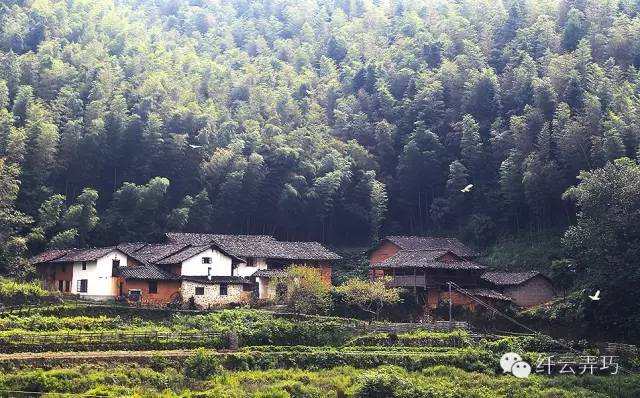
[425,289,479,310]
[369,240,400,264]
[40,263,73,292]
[310,261,332,286]
[121,279,181,304]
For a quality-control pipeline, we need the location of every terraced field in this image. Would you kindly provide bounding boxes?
[0,305,639,397]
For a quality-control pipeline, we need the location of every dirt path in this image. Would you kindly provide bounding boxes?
[0,350,210,361]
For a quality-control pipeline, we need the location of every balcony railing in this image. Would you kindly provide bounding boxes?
[385,275,478,288]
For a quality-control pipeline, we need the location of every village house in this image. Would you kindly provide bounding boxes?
[30,233,340,307]
[164,233,340,301]
[30,247,134,300]
[369,236,511,316]
[480,271,555,307]
[369,236,555,316]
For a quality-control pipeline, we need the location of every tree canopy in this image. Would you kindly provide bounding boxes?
[2,0,640,264]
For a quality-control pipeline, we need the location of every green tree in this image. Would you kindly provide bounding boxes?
[280,265,333,315]
[563,158,640,337]
[335,277,401,321]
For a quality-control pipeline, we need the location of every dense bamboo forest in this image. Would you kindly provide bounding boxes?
[2,0,640,272]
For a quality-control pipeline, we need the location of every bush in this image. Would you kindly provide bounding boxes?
[149,353,173,372]
[184,348,222,380]
[278,266,333,315]
[354,366,416,398]
[0,279,55,306]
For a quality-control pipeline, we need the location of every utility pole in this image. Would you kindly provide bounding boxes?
[448,282,452,326]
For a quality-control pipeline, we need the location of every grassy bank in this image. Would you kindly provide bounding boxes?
[0,363,638,397]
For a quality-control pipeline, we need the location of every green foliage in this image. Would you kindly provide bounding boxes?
[0,278,52,306]
[280,265,333,315]
[561,158,640,339]
[2,0,640,256]
[1,364,638,398]
[335,278,401,321]
[184,348,222,380]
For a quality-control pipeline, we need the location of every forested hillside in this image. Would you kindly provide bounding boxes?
[2,0,640,274]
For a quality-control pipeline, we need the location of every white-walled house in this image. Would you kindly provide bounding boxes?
[30,232,341,306]
[31,247,133,300]
[165,233,341,300]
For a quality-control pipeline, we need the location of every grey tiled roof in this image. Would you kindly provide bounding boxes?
[29,249,72,264]
[127,243,190,264]
[467,288,512,301]
[117,264,179,280]
[375,250,486,270]
[154,245,211,265]
[116,242,148,256]
[155,244,243,265]
[50,247,120,262]
[181,275,254,285]
[253,269,287,278]
[481,271,545,286]
[383,236,479,258]
[165,232,341,260]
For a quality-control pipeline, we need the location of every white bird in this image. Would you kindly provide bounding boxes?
[588,290,601,301]
[188,144,203,149]
[460,184,473,193]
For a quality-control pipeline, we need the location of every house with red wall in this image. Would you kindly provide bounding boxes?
[30,233,340,307]
[368,236,555,316]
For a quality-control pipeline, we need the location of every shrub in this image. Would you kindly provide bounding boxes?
[0,279,55,306]
[354,366,414,398]
[149,353,173,372]
[184,348,222,380]
[277,266,333,315]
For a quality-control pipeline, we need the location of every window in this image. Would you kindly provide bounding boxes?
[219,284,228,296]
[58,280,64,291]
[112,259,120,268]
[246,257,255,267]
[148,281,158,294]
[82,261,87,270]
[65,280,70,292]
[207,267,212,276]
[77,279,88,293]
[243,283,253,292]
[195,286,205,295]
[202,257,212,264]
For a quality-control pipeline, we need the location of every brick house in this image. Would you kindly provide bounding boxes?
[164,233,340,300]
[480,271,555,307]
[368,236,511,316]
[31,247,134,299]
[30,233,340,306]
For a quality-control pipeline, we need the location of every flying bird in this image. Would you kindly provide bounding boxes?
[588,290,601,301]
[460,184,473,193]
[188,144,203,149]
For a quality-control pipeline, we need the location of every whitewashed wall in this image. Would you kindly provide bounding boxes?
[71,250,126,299]
[181,248,232,276]
[235,257,267,277]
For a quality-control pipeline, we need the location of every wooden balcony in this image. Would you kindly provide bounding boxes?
[384,274,479,288]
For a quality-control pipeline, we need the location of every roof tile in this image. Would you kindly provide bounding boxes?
[375,250,486,270]
[481,271,545,286]
[383,236,479,257]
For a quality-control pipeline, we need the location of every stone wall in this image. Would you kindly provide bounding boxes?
[181,280,248,307]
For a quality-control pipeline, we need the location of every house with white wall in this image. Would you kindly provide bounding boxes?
[31,232,341,306]
[31,247,133,300]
